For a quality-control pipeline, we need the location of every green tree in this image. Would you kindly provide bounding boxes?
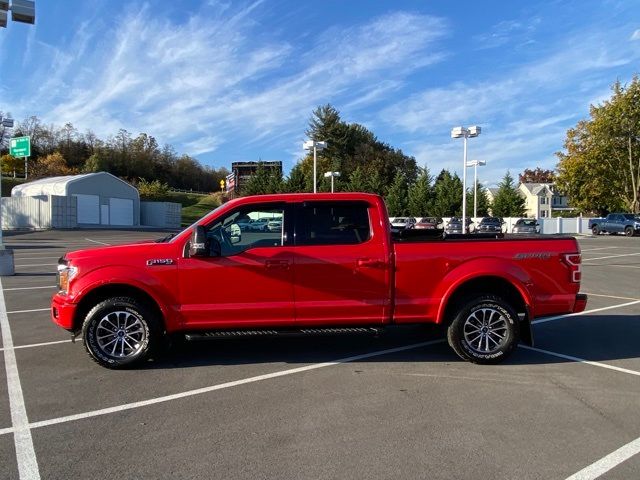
[408,167,434,216]
[242,162,283,195]
[137,178,170,199]
[285,164,308,192]
[385,172,409,216]
[431,169,463,216]
[347,166,367,192]
[556,76,640,213]
[82,153,107,173]
[492,171,525,217]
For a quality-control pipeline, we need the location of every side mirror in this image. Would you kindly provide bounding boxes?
[228,223,241,244]
[189,226,209,257]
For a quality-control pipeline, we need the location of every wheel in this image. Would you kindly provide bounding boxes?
[82,296,161,369]
[592,225,600,235]
[447,295,519,364]
[625,226,634,237]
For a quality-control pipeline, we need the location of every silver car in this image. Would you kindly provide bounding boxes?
[512,218,540,234]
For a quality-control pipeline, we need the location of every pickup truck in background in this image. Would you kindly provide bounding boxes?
[52,193,587,369]
[589,213,640,236]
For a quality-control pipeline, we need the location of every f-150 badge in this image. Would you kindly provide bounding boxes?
[146,258,174,266]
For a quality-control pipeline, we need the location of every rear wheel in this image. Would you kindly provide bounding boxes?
[447,295,519,364]
[625,226,634,237]
[82,297,161,369]
[592,225,600,235]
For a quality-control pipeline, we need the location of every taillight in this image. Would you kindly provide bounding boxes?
[562,253,581,283]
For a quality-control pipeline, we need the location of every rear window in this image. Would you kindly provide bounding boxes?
[296,202,371,246]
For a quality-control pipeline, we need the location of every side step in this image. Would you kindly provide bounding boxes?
[184,326,384,341]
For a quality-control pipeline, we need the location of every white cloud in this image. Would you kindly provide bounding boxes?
[631,29,640,40]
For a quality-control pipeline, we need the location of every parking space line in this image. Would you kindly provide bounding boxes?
[583,293,640,301]
[6,308,50,314]
[532,301,640,325]
[564,436,640,480]
[0,278,41,478]
[3,286,56,292]
[84,238,111,246]
[520,345,640,377]
[579,247,619,252]
[0,339,71,352]
[582,252,640,261]
[14,263,58,268]
[0,339,445,437]
[584,264,640,269]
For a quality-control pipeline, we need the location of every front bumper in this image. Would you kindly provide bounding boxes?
[51,294,78,331]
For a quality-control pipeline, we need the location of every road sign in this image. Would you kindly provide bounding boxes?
[10,136,30,157]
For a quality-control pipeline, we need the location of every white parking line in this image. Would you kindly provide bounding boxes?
[0,339,71,352]
[84,238,111,246]
[0,277,41,478]
[14,264,58,268]
[3,286,56,292]
[564,436,640,480]
[0,339,445,436]
[532,301,640,325]
[583,293,640,301]
[582,252,640,261]
[6,308,50,314]
[579,247,619,252]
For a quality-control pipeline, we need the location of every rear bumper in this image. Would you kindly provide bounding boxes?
[573,293,588,313]
[51,294,77,331]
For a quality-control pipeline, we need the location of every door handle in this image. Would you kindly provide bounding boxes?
[265,260,290,270]
[356,258,385,269]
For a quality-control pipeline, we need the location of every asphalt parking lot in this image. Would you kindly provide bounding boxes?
[0,230,639,479]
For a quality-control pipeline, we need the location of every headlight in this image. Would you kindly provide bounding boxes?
[57,262,78,294]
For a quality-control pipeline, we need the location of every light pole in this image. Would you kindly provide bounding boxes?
[323,171,340,193]
[451,126,481,232]
[303,139,327,193]
[466,160,486,220]
[1,0,36,28]
[0,113,15,274]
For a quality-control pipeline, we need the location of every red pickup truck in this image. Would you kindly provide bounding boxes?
[52,193,587,369]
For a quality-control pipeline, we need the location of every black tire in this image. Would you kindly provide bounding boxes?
[625,226,634,237]
[447,295,519,364]
[81,296,161,369]
[592,225,600,236]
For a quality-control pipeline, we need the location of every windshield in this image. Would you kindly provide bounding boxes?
[622,214,640,221]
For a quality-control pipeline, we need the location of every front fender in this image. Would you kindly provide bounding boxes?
[435,257,534,324]
[68,264,179,329]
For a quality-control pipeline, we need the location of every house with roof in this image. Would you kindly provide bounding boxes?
[518,183,571,218]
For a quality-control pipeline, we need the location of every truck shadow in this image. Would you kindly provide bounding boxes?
[142,314,640,370]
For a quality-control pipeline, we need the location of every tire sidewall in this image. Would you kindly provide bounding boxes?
[450,297,519,364]
[83,299,153,368]
[625,227,633,237]
[592,226,599,235]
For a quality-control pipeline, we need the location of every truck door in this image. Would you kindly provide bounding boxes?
[177,203,295,328]
[292,200,390,326]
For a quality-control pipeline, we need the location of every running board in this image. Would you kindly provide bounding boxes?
[184,326,384,341]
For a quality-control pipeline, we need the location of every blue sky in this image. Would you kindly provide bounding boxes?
[1,0,639,185]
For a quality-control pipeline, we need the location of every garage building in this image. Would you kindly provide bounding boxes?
[11,172,140,227]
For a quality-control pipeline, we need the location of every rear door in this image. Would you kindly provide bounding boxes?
[292,200,390,326]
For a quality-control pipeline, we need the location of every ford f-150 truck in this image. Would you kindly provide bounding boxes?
[589,213,640,236]
[51,193,587,369]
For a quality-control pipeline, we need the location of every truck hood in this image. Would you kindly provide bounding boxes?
[64,241,170,263]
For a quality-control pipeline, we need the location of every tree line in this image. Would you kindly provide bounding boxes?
[0,116,228,192]
[243,105,526,217]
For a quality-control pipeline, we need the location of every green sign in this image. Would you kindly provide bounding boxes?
[10,136,31,158]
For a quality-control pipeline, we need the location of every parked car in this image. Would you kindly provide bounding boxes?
[249,218,269,231]
[235,218,253,231]
[390,217,416,230]
[52,192,586,369]
[445,217,473,234]
[266,219,282,232]
[589,213,640,236]
[475,217,504,233]
[512,218,540,234]
[414,217,443,230]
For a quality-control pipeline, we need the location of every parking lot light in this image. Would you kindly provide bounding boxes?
[451,125,481,231]
[466,160,486,220]
[303,140,327,193]
[323,171,340,193]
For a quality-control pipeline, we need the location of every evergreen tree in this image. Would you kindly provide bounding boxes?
[431,169,463,216]
[385,172,409,216]
[408,167,434,216]
[285,164,307,192]
[465,179,491,217]
[366,169,386,196]
[347,166,367,192]
[492,171,526,217]
[242,163,272,195]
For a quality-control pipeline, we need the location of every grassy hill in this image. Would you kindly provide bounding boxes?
[180,194,222,226]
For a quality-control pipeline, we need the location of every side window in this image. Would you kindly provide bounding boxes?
[296,202,371,246]
[206,206,285,256]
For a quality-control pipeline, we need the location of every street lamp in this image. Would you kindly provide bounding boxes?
[303,139,327,193]
[451,125,481,232]
[1,0,36,28]
[0,113,15,274]
[323,171,340,193]
[466,159,486,220]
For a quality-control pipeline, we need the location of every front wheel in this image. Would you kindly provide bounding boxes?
[447,295,519,364]
[82,297,161,369]
[625,226,634,237]
[592,225,600,236]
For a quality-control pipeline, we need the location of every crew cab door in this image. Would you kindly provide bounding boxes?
[292,200,391,326]
[177,203,295,328]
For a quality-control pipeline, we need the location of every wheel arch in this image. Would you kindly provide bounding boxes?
[73,283,166,333]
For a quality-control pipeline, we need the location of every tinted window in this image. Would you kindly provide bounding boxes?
[296,202,371,246]
[206,205,285,256]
